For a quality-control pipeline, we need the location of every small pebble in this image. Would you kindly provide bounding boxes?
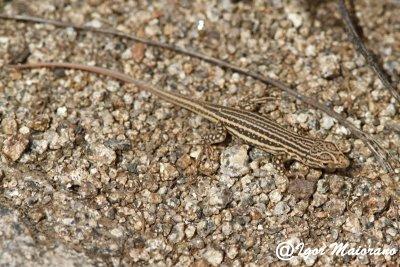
[110,227,124,238]
[160,163,179,181]
[274,201,290,215]
[380,103,396,117]
[321,115,335,130]
[343,216,362,235]
[31,139,49,154]
[318,54,340,79]
[296,113,309,123]
[203,247,224,266]
[269,189,282,203]
[19,126,30,135]
[226,245,238,259]
[88,143,116,165]
[1,116,17,135]
[56,107,68,117]
[132,43,146,62]
[2,135,29,162]
[220,145,249,177]
[287,13,303,28]
[288,179,316,199]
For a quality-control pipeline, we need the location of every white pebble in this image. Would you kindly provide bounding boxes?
[296,113,309,123]
[56,106,68,117]
[203,248,224,266]
[274,201,290,215]
[305,45,316,57]
[380,103,396,117]
[19,126,30,135]
[321,116,335,130]
[110,227,124,238]
[287,13,303,28]
[269,189,282,203]
[220,145,250,177]
[318,54,340,79]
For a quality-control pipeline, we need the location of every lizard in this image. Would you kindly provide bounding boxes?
[9,62,350,170]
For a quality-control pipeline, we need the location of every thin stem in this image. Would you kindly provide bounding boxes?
[0,13,395,172]
[338,0,400,103]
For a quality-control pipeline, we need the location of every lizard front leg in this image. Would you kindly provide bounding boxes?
[191,122,227,174]
[272,154,306,179]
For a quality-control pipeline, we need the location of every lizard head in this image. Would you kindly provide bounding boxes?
[305,140,350,169]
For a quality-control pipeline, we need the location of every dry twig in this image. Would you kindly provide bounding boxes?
[338,0,400,103]
[0,13,395,173]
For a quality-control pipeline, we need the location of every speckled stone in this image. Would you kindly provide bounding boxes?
[2,135,29,162]
[220,145,250,177]
[1,116,18,135]
[273,201,290,215]
[203,247,224,266]
[88,143,116,165]
[318,54,340,79]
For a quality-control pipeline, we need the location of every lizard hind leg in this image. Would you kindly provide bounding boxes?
[194,122,227,170]
[203,122,227,145]
[272,154,289,176]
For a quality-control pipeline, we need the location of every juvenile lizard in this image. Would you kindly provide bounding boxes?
[10,62,350,170]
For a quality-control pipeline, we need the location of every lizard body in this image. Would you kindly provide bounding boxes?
[11,62,350,169]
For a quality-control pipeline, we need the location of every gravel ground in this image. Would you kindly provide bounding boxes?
[0,0,399,266]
